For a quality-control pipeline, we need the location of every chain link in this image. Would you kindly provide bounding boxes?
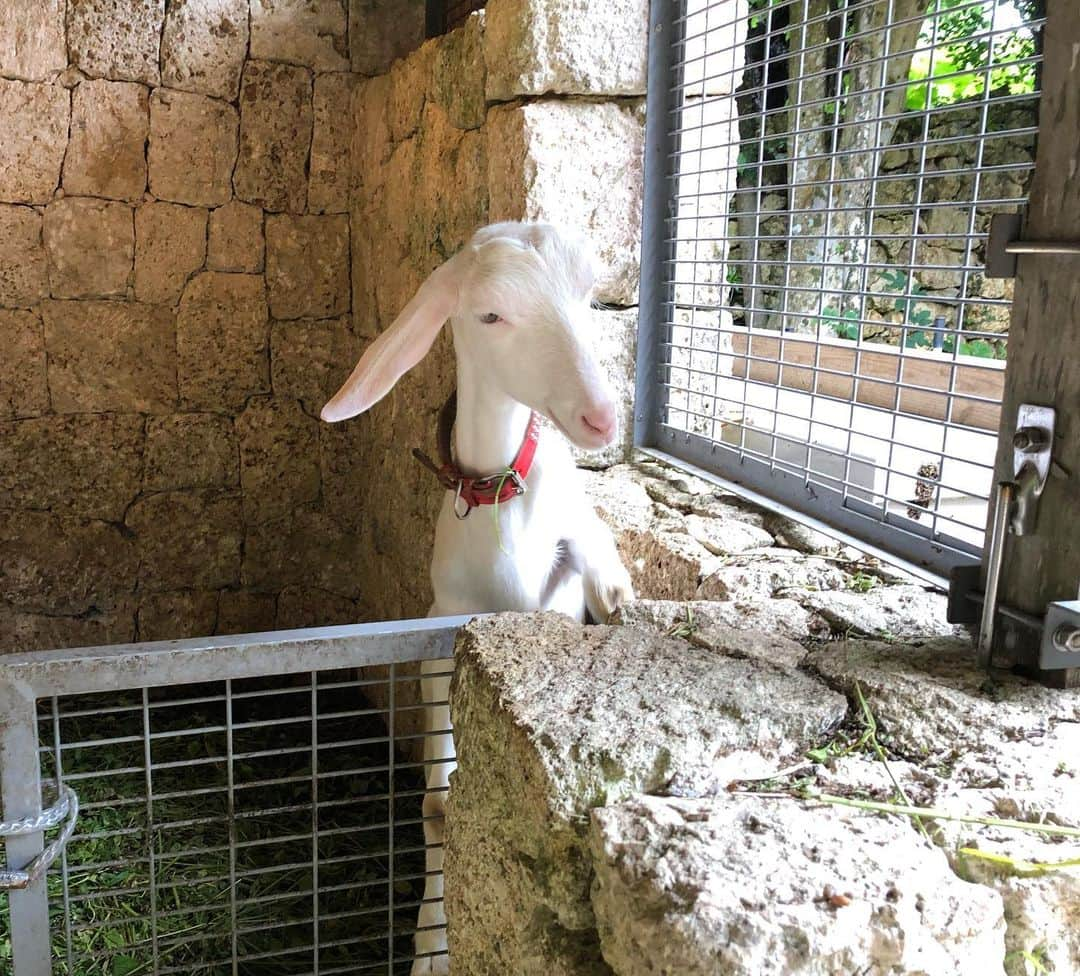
[0,784,79,890]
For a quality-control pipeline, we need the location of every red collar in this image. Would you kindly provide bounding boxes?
[412,392,541,518]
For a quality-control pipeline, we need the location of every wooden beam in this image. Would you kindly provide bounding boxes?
[993,0,1080,687]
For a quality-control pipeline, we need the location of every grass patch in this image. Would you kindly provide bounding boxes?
[1,673,430,976]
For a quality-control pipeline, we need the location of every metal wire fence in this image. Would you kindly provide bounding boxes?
[638,0,1044,576]
[0,620,464,976]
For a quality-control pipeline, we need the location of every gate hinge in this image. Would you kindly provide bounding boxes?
[948,565,1080,672]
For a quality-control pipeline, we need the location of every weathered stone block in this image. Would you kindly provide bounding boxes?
[349,0,425,76]
[208,201,265,273]
[242,507,365,599]
[236,398,321,524]
[612,599,820,664]
[64,80,149,202]
[276,586,360,630]
[43,300,177,413]
[0,309,49,419]
[265,215,350,319]
[487,101,644,304]
[250,0,349,71]
[138,590,218,642]
[134,202,208,305]
[794,584,960,641]
[43,198,134,299]
[309,73,360,214]
[148,89,238,207]
[177,272,270,410]
[161,0,248,100]
[0,414,144,520]
[387,42,434,144]
[217,590,278,635]
[445,613,847,974]
[270,317,360,415]
[127,491,243,592]
[144,414,238,491]
[0,511,137,616]
[0,602,136,654]
[0,205,47,307]
[431,14,486,130]
[0,80,69,204]
[680,0,748,97]
[67,0,164,85]
[590,794,1005,976]
[0,1,66,82]
[235,61,313,214]
[484,0,647,100]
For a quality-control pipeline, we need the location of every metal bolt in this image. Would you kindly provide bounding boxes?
[1051,625,1080,654]
[1013,427,1047,453]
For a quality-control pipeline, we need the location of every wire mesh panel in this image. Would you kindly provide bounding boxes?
[0,620,462,976]
[639,0,1044,575]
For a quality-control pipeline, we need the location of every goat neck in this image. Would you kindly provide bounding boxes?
[451,350,536,478]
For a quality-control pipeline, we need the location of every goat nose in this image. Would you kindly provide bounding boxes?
[582,401,617,440]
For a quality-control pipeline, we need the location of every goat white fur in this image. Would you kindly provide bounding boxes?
[321,221,634,973]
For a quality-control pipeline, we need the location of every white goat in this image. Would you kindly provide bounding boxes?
[321,221,635,974]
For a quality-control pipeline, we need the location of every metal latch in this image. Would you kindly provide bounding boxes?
[986,213,1080,278]
[1010,403,1055,536]
[1041,601,1080,670]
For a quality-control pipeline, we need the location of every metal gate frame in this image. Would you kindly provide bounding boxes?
[0,615,469,976]
[636,0,1041,582]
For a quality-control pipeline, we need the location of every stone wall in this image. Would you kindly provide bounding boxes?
[345,0,648,619]
[0,0,424,652]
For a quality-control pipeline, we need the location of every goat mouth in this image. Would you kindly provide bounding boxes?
[546,405,613,450]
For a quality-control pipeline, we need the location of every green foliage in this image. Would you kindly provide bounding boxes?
[906,0,1039,109]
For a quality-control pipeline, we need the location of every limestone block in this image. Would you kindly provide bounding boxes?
[0,511,137,616]
[309,73,360,214]
[67,0,164,85]
[270,317,360,415]
[217,590,278,635]
[0,414,144,520]
[148,89,238,207]
[43,198,134,300]
[792,584,960,641]
[208,201,265,273]
[0,310,49,419]
[683,511,774,554]
[349,0,425,76]
[351,74,393,198]
[127,491,243,592]
[484,0,647,100]
[0,80,70,204]
[250,0,349,71]
[762,511,846,555]
[275,586,360,630]
[177,272,270,410]
[138,591,218,642]
[445,613,847,974]
[0,602,136,655]
[590,794,1006,976]
[242,507,365,599]
[681,0,748,97]
[487,101,644,304]
[134,202,208,305]
[43,300,177,413]
[265,215,350,319]
[161,0,248,100]
[805,636,1080,763]
[0,1,66,81]
[0,205,48,307]
[236,398,321,525]
[144,414,239,492]
[235,61,313,214]
[64,80,149,202]
[386,40,435,144]
[611,599,823,661]
[572,308,637,469]
[695,548,849,601]
[431,14,486,131]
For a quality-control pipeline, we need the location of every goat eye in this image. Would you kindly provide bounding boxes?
[479,312,502,324]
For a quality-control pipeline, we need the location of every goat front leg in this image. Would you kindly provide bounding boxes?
[572,507,635,623]
[411,651,454,975]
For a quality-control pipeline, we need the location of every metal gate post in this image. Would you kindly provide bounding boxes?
[1,681,52,976]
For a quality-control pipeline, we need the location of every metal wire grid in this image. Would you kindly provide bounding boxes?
[0,620,463,976]
[640,0,1043,575]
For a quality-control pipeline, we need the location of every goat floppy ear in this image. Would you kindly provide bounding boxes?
[321,251,469,422]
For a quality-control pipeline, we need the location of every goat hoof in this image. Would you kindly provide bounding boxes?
[586,565,635,622]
